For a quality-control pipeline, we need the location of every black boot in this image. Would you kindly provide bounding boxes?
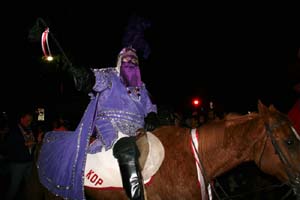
[113,137,145,200]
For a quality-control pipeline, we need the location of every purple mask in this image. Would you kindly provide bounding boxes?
[120,60,142,87]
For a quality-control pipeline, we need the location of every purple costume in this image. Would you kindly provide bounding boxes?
[37,64,157,199]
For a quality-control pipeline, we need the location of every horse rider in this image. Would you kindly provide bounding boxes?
[37,47,159,200]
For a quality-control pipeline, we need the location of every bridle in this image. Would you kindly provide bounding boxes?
[259,118,300,193]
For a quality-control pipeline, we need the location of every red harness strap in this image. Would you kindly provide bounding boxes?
[288,99,300,135]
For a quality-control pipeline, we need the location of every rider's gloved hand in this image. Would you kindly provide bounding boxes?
[144,112,160,132]
[67,65,95,93]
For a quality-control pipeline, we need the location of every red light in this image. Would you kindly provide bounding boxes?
[192,98,201,107]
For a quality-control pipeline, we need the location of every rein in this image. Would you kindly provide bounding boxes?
[257,132,269,169]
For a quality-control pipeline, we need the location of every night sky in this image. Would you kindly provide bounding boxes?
[1,4,299,120]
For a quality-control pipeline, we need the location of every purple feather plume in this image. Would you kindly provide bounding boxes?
[122,14,151,59]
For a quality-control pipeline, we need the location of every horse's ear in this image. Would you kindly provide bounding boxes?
[258,100,268,116]
[269,104,278,113]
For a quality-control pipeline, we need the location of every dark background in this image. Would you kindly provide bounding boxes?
[0,3,299,200]
[0,3,299,119]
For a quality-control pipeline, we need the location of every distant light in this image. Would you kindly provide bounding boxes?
[36,108,45,121]
[192,98,202,107]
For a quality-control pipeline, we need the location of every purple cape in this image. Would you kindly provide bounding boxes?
[37,94,99,200]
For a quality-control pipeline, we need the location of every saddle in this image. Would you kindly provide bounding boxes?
[84,132,165,189]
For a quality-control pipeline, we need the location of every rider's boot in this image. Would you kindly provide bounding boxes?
[113,136,145,200]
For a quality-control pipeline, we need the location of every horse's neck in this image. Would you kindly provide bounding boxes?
[198,122,229,180]
[198,116,262,180]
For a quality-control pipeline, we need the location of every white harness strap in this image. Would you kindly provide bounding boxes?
[191,128,212,200]
[292,126,300,141]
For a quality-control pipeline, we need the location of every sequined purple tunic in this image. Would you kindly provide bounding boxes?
[37,67,157,200]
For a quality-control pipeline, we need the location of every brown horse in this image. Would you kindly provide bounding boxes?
[29,101,300,200]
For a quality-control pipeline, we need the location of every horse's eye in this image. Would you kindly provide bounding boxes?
[286,139,294,146]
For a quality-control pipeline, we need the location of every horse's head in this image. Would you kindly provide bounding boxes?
[255,100,300,197]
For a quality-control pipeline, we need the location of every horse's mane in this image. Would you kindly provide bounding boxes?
[225,113,261,136]
[222,112,265,158]
[224,112,258,122]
